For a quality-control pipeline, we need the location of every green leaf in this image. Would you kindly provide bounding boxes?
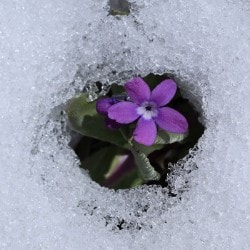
[143,74,169,90]
[75,115,129,148]
[132,130,187,155]
[155,130,188,145]
[110,84,125,95]
[66,94,97,130]
[81,146,118,183]
[66,94,128,148]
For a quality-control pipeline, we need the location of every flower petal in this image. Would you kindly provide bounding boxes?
[125,77,151,105]
[154,107,188,133]
[133,117,157,146]
[108,101,139,124]
[151,79,177,106]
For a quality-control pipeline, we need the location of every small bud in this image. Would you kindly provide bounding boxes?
[96,98,118,115]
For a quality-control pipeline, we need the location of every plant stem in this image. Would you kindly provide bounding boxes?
[119,128,160,182]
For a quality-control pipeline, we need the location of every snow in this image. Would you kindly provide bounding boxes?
[0,0,250,249]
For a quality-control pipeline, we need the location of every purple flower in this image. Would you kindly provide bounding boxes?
[108,77,188,146]
[96,98,122,129]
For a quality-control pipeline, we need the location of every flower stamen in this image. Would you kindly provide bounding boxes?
[136,101,158,120]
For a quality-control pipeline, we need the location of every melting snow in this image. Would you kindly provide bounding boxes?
[0,0,250,249]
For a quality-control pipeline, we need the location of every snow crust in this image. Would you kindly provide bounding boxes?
[0,0,250,249]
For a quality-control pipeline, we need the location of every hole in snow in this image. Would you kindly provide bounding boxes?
[67,73,205,191]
